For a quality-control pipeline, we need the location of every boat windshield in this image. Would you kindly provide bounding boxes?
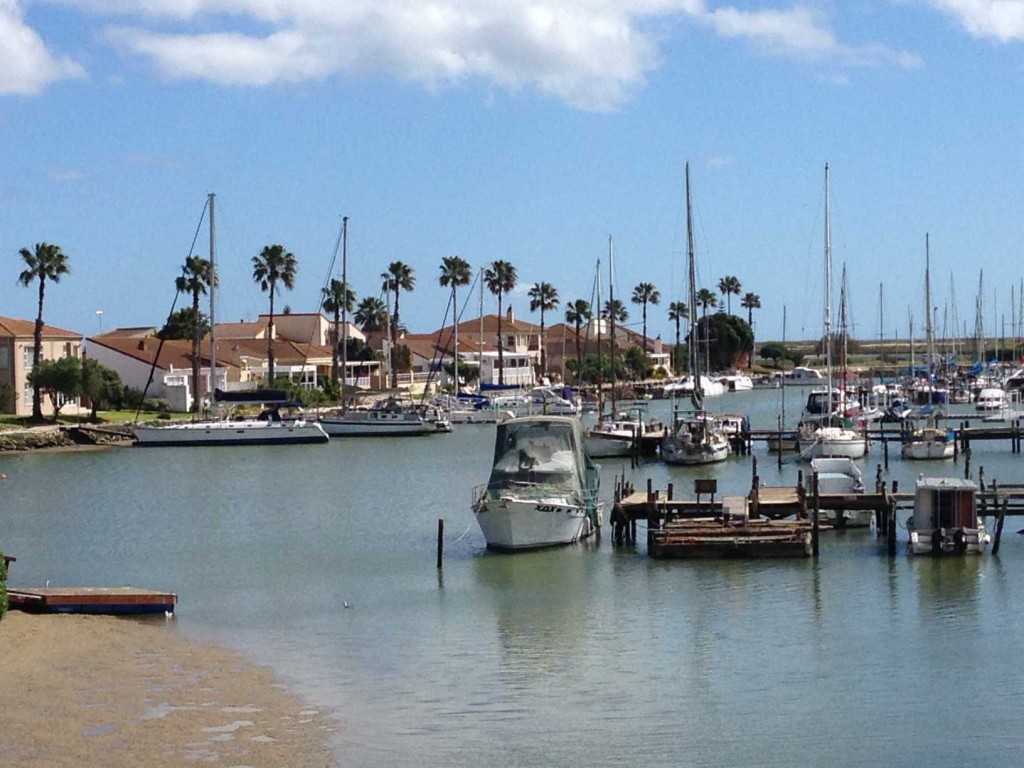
[489,420,582,490]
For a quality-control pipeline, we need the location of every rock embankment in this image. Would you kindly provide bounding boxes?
[0,425,134,452]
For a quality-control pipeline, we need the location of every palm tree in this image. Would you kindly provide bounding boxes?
[717,275,741,314]
[483,260,517,386]
[175,255,214,412]
[564,299,591,384]
[17,242,70,420]
[439,255,472,392]
[667,300,688,371]
[740,292,762,369]
[381,261,415,332]
[602,299,628,378]
[321,278,356,385]
[354,296,388,333]
[528,281,559,375]
[631,282,660,351]
[251,244,298,385]
[696,288,718,318]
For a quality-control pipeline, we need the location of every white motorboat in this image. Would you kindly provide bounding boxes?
[808,456,872,527]
[583,406,663,458]
[975,387,1009,412]
[663,375,727,399]
[715,372,754,392]
[471,416,603,551]
[785,366,825,384]
[320,396,451,436]
[907,476,990,555]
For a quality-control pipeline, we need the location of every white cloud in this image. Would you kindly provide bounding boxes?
[48,168,83,181]
[53,1,918,108]
[922,0,1024,42]
[0,0,85,95]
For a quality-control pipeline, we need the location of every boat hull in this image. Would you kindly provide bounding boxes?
[661,439,729,465]
[473,495,601,551]
[901,441,955,460]
[134,422,329,446]
[320,419,445,437]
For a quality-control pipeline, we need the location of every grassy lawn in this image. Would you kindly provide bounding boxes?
[0,410,188,430]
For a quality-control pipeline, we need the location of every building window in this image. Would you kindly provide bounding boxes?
[0,346,8,369]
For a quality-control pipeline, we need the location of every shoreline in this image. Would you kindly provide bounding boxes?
[0,612,336,766]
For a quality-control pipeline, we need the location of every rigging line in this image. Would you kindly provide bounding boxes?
[299,217,348,386]
[450,523,476,546]
[135,197,210,421]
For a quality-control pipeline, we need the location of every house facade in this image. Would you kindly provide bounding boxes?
[0,316,85,417]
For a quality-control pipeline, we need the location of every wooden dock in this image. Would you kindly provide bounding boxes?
[8,586,177,615]
[649,517,814,559]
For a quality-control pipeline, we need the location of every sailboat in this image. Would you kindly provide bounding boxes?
[661,162,730,465]
[902,235,955,459]
[797,164,868,461]
[134,194,329,447]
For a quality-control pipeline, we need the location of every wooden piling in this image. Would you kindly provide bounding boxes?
[883,436,889,470]
[436,518,444,569]
[811,472,820,557]
[887,500,897,556]
[993,498,1008,555]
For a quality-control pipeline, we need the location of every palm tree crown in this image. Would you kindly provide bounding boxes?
[667,300,688,372]
[717,275,741,314]
[18,242,71,420]
[483,260,517,386]
[740,292,762,326]
[381,261,416,331]
[631,281,660,351]
[252,243,298,385]
[354,296,387,333]
[528,281,559,375]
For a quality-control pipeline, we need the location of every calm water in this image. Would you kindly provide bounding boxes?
[4,388,1024,766]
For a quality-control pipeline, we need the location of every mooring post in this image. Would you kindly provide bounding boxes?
[777,424,783,470]
[979,466,985,491]
[875,464,883,494]
[883,436,889,470]
[812,471,820,557]
[667,483,674,501]
[436,518,444,569]
[887,500,897,556]
[993,498,1008,555]
[647,478,654,503]
[752,455,758,486]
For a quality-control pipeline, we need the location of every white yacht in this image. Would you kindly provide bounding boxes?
[471,416,602,551]
[319,396,451,437]
[907,477,990,555]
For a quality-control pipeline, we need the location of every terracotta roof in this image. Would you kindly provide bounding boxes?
[88,336,216,372]
[94,327,158,339]
[440,313,542,336]
[215,320,268,340]
[0,315,83,339]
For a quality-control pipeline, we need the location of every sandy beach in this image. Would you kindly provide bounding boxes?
[0,611,336,767]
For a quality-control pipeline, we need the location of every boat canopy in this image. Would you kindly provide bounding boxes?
[488,417,585,492]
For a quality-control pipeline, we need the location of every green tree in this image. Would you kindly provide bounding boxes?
[631,282,660,351]
[717,275,741,314]
[694,313,754,371]
[175,255,214,412]
[321,278,356,386]
[29,356,82,420]
[17,242,71,420]
[623,345,652,381]
[564,299,592,385]
[569,352,625,385]
[381,261,415,332]
[81,358,125,420]
[252,244,298,385]
[483,260,517,386]
[528,281,559,376]
[667,301,688,372]
[354,296,388,333]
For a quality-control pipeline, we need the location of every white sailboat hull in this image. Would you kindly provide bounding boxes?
[798,428,868,460]
[472,493,601,551]
[902,440,955,460]
[134,419,329,446]
[320,415,446,436]
[661,436,729,465]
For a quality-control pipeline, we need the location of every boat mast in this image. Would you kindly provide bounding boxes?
[608,235,615,417]
[686,161,703,412]
[924,233,933,382]
[340,216,349,412]
[596,258,603,415]
[824,163,833,409]
[452,257,459,400]
[208,192,217,408]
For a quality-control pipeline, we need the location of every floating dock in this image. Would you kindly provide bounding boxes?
[8,586,177,615]
[649,516,815,559]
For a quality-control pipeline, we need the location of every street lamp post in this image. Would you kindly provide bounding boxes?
[95,310,104,334]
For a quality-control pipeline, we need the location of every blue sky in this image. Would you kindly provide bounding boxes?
[3,0,1024,345]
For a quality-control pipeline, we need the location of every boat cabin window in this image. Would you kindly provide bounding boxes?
[491,422,578,486]
[929,489,974,529]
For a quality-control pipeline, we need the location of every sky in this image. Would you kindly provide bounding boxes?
[3,0,1024,346]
